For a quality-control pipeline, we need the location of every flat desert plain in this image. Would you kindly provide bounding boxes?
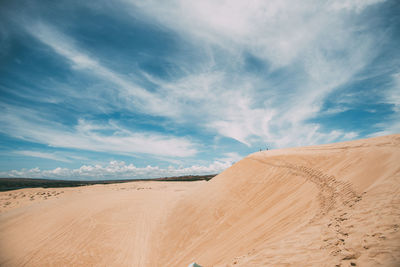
[1,134,399,266]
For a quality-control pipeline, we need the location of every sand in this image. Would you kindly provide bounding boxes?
[1,134,399,266]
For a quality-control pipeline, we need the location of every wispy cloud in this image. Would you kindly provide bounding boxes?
[13,150,74,163]
[369,72,400,137]
[329,0,386,12]
[131,0,382,67]
[386,72,400,112]
[25,22,179,118]
[126,0,382,147]
[0,104,197,157]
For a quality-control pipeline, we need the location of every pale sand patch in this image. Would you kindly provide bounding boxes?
[1,134,399,266]
[0,182,204,266]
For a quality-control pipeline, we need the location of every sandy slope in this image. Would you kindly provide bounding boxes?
[154,134,400,267]
[0,182,203,266]
[1,134,399,266]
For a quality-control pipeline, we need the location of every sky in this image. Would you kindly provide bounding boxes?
[0,0,399,180]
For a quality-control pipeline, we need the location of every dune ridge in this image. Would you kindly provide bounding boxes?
[153,134,400,266]
[1,134,399,266]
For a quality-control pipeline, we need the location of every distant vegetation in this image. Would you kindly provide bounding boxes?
[0,175,216,192]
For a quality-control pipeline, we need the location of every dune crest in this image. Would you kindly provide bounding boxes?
[153,134,400,266]
[1,134,399,266]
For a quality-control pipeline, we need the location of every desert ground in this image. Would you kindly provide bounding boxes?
[0,134,399,266]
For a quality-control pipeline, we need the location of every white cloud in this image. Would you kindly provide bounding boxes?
[26,22,180,118]
[369,72,400,137]
[13,151,72,163]
[130,0,383,67]
[386,72,400,112]
[368,120,400,137]
[0,160,231,180]
[217,152,243,164]
[329,0,385,12]
[126,0,382,147]
[271,124,359,148]
[320,106,351,116]
[343,132,359,140]
[0,104,197,157]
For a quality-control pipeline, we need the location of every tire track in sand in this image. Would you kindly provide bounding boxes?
[248,157,363,266]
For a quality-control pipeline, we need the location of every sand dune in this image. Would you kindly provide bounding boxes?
[1,134,399,266]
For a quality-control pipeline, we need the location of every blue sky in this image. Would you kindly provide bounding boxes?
[0,0,399,179]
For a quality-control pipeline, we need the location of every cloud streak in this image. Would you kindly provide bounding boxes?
[26,22,181,118]
[0,104,197,157]
[13,151,75,163]
[127,0,382,147]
